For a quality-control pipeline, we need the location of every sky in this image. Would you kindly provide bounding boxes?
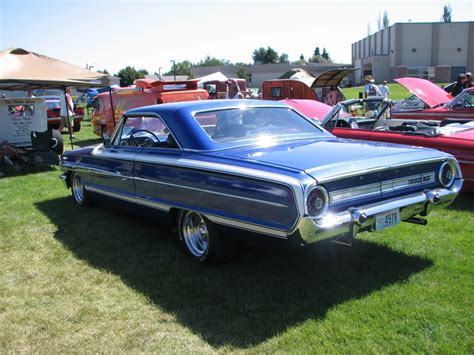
[1,0,473,75]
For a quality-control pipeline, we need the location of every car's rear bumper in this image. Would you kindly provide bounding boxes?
[297,180,462,244]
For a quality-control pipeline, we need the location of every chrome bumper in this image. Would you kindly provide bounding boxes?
[298,180,462,244]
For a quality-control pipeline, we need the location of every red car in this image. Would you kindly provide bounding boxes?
[391,77,474,122]
[42,96,84,132]
[284,98,474,192]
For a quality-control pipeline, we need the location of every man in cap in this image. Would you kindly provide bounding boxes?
[364,75,381,98]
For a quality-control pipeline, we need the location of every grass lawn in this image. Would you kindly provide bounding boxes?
[342,83,411,101]
[1,110,473,352]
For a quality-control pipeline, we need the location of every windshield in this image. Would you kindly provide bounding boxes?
[193,107,327,144]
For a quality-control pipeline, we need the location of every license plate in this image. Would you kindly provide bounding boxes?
[375,209,400,231]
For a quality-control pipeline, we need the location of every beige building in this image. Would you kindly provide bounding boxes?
[191,63,350,88]
[352,21,474,84]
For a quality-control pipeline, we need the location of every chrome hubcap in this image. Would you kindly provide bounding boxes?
[182,212,209,257]
[72,174,84,203]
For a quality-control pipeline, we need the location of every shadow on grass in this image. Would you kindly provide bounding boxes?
[71,138,102,148]
[447,192,474,212]
[36,197,432,348]
[0,164,56,179]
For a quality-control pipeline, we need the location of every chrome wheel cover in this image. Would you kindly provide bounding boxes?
[72,174,85,203]
[182,211,209,258]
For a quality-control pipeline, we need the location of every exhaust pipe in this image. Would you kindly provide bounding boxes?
[404,217,428,225]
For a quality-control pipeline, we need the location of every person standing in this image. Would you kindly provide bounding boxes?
[225,79,244,99]
[364,75,381,98]
[464,72,472,89]
[450,73,467,97]
[378,81,391,98]
[58,87,75,136]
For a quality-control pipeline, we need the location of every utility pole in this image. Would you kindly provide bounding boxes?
[170,60,176,80]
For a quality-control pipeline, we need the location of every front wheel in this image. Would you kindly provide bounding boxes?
[71,172,91,206]
[177,210,237,264]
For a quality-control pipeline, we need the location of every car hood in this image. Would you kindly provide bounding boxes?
[394,77,452,108]
[211,137,447,182]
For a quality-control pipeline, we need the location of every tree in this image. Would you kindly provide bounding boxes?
[97,69,109,75]
[236,66,249,81]
[117,66,148,86]
[377,12,382,31]
[308,47,332,63]
[164,60,193,78]
[196,55,230,67]
[252,46,279,64]
[292,54,306,65]
[442,4,452,22]
[383,10,390,29]
[278,53,289,63]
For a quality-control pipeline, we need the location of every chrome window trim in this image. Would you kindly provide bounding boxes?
[190,106,328,143]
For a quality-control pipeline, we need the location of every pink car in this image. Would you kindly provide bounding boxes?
[392,77,474,123]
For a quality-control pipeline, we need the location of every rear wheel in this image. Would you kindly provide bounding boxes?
[177,210,237,264]
[71,172,91,206]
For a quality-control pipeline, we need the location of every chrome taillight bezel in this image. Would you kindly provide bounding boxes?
[305,185,329,218]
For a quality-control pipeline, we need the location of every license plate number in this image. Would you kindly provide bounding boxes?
[375,209,400,231]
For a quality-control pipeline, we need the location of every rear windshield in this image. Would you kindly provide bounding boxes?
[193,107,325,144]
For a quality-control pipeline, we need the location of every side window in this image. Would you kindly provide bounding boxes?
[270,87,282,99]
[463,92,473,108]
[111,115,178,149]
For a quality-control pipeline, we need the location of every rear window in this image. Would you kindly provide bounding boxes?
[193,107,325,144]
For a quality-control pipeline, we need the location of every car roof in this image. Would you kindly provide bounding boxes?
[125,99,288,115]
[123,100,311,151]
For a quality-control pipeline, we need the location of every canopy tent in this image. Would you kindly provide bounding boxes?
[278,68,316,87]
[196,71,228,87]
[0,47,109,90]
[0,47,111,150]
[278,67,357,89]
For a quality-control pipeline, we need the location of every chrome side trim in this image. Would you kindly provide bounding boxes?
[85,184,289,238]
[91,146,306,217]
[134,176,288,208]
[61,164,133,180]
[458,160,474,165]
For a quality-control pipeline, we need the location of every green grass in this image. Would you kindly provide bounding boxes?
[1,118,473,352]
[342,83,411,101]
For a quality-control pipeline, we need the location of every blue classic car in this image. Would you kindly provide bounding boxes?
[60,100,462,263]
